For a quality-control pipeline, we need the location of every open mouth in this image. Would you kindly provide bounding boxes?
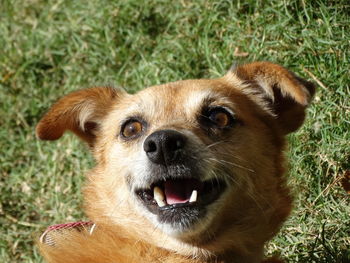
[135,177,226,225]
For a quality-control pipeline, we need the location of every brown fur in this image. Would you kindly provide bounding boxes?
[36,62,314,263]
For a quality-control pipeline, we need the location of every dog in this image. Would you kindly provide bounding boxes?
[36,62,315,263]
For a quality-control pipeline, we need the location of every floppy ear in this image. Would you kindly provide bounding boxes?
[231,62,315,134]
[36,87,125,145]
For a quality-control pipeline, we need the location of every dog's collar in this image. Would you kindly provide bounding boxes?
[40,221,96,246]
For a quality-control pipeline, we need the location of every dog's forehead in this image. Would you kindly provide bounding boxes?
[139,82,213,115]
[119,79,236,119]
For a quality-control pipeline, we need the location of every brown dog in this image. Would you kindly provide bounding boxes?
[36,62,314,263]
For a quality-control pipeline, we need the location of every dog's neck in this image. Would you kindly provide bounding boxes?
[38,222,264,263]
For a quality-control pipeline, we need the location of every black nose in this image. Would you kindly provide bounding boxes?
[143,130,187,165]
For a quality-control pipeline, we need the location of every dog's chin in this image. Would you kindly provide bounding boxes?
[134,176,227,238]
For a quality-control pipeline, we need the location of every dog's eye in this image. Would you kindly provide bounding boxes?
[209,110,230,128]
[122,120,143,138]
[201,107,234,129]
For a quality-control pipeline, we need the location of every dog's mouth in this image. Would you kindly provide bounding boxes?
[135,177,226,226]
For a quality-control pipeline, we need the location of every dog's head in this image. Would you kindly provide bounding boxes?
[37,62,314,258]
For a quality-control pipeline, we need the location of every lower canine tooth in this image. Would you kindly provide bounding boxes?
[154,186,166,207]
[189,190,198,203]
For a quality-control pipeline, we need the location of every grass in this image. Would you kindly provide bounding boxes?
[0,0,349,262]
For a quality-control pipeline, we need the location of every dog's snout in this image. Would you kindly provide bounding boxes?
[144,130,186,165]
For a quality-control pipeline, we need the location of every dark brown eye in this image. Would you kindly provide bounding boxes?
[122,120,143,138]
[209,111,230,128]
[200,107,235,129]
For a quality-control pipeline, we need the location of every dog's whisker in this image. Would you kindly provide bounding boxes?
[206,157,255,173]
[205,141,226,149]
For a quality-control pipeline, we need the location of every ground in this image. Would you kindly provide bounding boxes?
[0,0,349,262]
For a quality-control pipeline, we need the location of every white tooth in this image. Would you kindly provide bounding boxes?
[189,190,197,203]
[153,186,166,207]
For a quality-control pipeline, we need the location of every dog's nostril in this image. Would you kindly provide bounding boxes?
[177,138,185,148]
[144,140,157,153]
[168,137,185,151]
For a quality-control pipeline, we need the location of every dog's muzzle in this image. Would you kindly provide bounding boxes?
[135,130,226,227]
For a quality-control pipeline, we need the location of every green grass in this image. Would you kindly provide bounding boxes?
[0,0,349,262]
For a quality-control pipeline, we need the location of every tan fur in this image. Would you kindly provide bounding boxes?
[36,62,314,263]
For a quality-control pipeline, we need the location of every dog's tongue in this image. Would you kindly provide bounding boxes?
[164,179,201,205]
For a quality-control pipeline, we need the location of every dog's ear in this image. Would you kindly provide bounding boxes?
[229,62,315,134]
[36,87,124,145]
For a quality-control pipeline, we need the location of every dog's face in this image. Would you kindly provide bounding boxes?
[37,62,314,257]
[99,81,255,238]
